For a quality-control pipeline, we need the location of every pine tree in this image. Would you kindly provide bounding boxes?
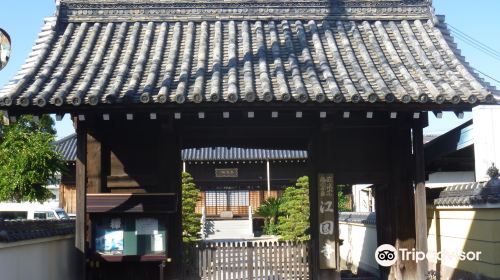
[182,172,202,242]
[277,176,310,241]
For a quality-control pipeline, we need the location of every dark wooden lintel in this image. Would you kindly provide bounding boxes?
[86,193,178,213]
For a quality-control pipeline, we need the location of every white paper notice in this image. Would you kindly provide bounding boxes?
[135,218,158,235]
[153,234,164,252]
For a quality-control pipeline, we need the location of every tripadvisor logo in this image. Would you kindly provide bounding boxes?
[0,28,11,71]
[375,244,398,267]
[375,244,482,267]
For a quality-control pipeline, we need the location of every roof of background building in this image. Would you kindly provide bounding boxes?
[424,119,474,172]
[0,0,497,110]
[54,133,308,161]
[434,177,500,208]
[339,212,376,225]
[54,134,77,162]
[0,220,74,243]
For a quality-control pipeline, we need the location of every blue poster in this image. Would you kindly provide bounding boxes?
[96,229,124,255]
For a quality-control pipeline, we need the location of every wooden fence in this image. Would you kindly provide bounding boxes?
[183,241,310,280]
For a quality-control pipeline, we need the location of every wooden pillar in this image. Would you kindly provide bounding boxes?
[159,117,182,277]
[375,121,417,280]
[266,160,271,197]
[413,118,429,279]
[308,126,340,280]
[75,119,87,280]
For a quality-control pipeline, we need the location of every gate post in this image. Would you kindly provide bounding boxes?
[309,127,340,280]
[247,242,254,280]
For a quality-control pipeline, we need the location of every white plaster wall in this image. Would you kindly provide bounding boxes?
[352,184,374,212]
[472,105,500,182]
[426,171,475,188]
[339,221,378,276]
[0,235,76,280]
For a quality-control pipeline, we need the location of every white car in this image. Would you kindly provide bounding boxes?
[0,202,69,220]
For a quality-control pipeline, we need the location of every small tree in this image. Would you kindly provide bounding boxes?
[0,116,64,203]
[337,185,351,212]
[278,176,310,241]
[182,172,202,242]
[255,196,282,235]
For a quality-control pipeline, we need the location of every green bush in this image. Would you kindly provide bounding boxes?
[182,172,202,242]
[277,176,310,241]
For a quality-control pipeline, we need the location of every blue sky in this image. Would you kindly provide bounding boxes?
[0,0,499,139]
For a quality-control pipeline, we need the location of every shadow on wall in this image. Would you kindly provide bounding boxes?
[339,212,379,278]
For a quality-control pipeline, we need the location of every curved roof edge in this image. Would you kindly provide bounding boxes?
[0,1,498,110]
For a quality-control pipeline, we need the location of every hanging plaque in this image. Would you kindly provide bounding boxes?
[318,173,337,269]
[215,168,238,178]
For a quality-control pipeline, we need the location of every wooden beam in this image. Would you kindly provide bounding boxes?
[433,111,443,119]
[413,119,429,280]
[455,111,464,119]
[159,119,182,278]
[86,131,102,194]
[75,120,87,280]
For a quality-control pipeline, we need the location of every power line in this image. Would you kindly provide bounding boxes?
[448,24,500,57]
[446,24,500,86]
[471,67,500,85]
[451,32,500,61]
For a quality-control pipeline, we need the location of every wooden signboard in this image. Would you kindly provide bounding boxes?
[215,168,238,178]
[318,173,336,270]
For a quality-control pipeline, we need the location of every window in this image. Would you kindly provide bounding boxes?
[34,212,47,220]
[206,191,227,206]
[229,191,249,206]
[0,211,27,220]
[56,210,69,219]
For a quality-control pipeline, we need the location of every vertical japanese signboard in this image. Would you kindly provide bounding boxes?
[318,173,336,269]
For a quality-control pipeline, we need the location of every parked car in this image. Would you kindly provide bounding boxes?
[0,203,69,220]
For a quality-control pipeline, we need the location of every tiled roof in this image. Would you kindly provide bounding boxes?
[183,147,307,161]
[0,1,497,109]
[54,133,308,161]
[53,134,77,161]
[434,178,500,208]
[0,220,75,243]
[339,212,376,225]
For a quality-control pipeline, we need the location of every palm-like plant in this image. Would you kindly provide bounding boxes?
[256,197,282,235]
